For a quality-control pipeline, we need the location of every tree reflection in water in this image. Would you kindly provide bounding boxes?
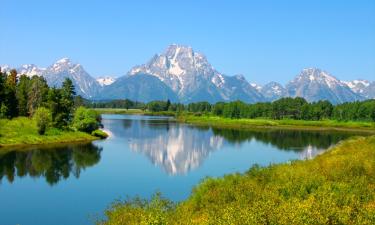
[0,143,102,185]
[117,116,364,175]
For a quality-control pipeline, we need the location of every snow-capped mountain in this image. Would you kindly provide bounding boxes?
[0,65,11,73]
[1,64,45,77]
[260,82,287,101]
[286,68,363,104]
[17,64,46,77]
[343,79,375,99]
[96,76,116,86]
[3,46,374,103]
[1,58,102,99]
[250,83,262,92]
[343,79,370,94]
[363,82,375,99]
[127,44,263,103]
[42,58,102,98]
[100,74,178,102]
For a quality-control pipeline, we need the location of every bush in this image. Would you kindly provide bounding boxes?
[33,107,52,135]
[72,107,101,133]
[91,129,108,139]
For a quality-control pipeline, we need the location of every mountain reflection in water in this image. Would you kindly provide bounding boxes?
[0,115,364,182]
[111,116,360,175]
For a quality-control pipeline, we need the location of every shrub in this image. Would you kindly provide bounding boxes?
[72,107,101,133]
[33,107,52,135]
[91,129,108,139]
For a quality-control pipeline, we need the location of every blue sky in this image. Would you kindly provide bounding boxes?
[1,0,374,84]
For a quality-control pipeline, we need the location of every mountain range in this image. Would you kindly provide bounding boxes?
[1,44,374,103]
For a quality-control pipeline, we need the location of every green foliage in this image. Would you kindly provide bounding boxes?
[0,143,102,185]
[100,192,175,225]
[73,107,101,133]
[187,101,211,113]
[272,97,307,119]
[333,100,375,122]
[58,78,76,127]
[96,97,375,123]
[27,76,49,116]
[33,107,52,135]
[100,136,375,225]
[16,75,31,116]
[0,117,97,147]
[2,69,18,118]
[91,129,108,139]
[0,103,8,119]
[89,99,146,110]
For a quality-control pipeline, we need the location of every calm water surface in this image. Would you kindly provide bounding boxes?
[0,114,368,225]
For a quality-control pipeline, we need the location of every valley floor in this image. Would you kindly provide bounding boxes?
[100,135,375,225]
[0,117,99,148]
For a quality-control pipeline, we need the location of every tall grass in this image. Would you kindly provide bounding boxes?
[100,135,375,225]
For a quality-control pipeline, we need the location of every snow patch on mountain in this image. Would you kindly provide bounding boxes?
[0,65,10,73]
[97,76,116,86]
[127,44,263,103]
[250,83,262,91]
[286,68,363,104]
[343,80,370,93]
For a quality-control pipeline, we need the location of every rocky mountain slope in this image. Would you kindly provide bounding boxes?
[1,45,373,103]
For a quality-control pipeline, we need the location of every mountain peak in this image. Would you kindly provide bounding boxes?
[287,68,363,104]
[56,57,71,64]
[50,58,77,73]
[97,76,116,86]
[297,68,341,87]
[129,44,214,93]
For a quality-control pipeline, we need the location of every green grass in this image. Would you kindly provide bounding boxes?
[178,115,375,132]
[100,135,375,225]
[0,117,98,148]
[91,129,109,139]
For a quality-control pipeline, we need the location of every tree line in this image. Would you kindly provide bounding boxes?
[0,68,101,135]
[89,97,375,122]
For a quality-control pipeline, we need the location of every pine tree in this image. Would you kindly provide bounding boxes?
[47,87,62,126]
[4,69,18,118]
[16,75,31,116]
[58,78,76,127]
[0,68,5,109]
[27,76,49,116]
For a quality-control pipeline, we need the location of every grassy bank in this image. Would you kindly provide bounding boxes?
[0,117,99,148]
[100,135,375,225]
[178,115,375,133]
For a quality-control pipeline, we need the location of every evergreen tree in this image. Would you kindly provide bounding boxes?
[59,78,76,127]
[47,87,62,127]
[0,68,5,114]
[4,69,18,118]
[16,75,31,116]
[27,76,48,116]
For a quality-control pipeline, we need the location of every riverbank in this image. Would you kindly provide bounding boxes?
[177,115,375,133]
[100,135,375,224]
[0,117,99,148]
[92,109,375,132]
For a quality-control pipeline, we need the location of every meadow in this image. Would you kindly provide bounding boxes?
[0,117,98,147]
